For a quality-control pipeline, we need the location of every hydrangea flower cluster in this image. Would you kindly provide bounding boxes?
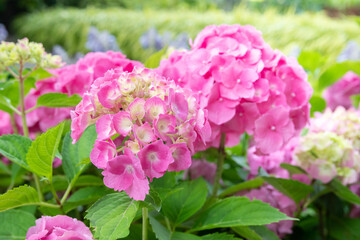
[71,68,211,200]
[0,38,62,71]
[0,51,142,134]
[294,107,360,185]
[157,24,312,154]
[26,215,93,240]
[323,71,360,110]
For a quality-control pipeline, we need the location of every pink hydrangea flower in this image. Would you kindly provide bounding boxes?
[157,24,312,154]
[323,71,360,110]
[26,215,93,240]
[72,68,211,200]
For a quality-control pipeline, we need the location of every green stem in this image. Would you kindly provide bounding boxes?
[34,174,44,202]
[211,133,226,198]
[60,173,80,205]
[50,182,61,204]
[165,217,172,231]
[142,208,148,240]
[39,202,61,209]
[10,114,19,134]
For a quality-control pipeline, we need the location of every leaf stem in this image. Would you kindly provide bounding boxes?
[50,182,61,204]
[39,202,61,209]
[33,174,44,202]
[211,133,226,198]
[10,113,19,134]
[25,106,38,114]
[142,207,148,240]
[60,174,79,205]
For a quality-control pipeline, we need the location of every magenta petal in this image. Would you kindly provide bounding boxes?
[170,92,189,122]
[96,114,116,140]
[113,111,133,136]
[90,139,117,169]
[168,143,192,171]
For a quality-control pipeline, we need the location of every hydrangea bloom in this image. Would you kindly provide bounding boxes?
[157,24,312,154]
[26,215,93,240]
[6,51,142,133]
[294,107,360,185]
[71,68,211,200]
[323,71,360,110]
[185,158,217,183]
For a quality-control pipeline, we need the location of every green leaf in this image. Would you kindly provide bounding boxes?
[0,81,19,112]
[219,177,264,198]
[309,95,326,116]
[63,186,110,213]
[0,95,18,114]
[162,178,208,225]
[232,226,262,240]
[36,93,82,108]
[202,233,240,240]
[351,94,360,108]
[329,217,360,240]
[280,163,307,176]
[61,125,97,182]
[85,192,139,240]
[192,196,295,231]
[329,179,360,205]
[0,135,32,171]
[29,68,53,81]
[143,189,162,211]
[26,122,65,181]
[263,177,313,203]
[0,209,36,240]
[0,185,40,212]
[297,51,325,72]
[318,61,360,91]
[171,232,201,240]
[250,226,280,240]
[148,214,171,240]
[144,48,167,69]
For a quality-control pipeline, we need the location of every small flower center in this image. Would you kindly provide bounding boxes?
[271,125,276,131]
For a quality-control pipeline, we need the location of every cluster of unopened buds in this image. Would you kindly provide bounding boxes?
[0,38,62,71]
[157,24,312,154]
[71,68,211,200]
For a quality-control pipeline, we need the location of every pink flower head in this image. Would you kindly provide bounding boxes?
[138,140,174,180]
[16,51,142,139]
[26,215,93,240]
[157,24,312,153]
[103,148,149,200]
[324,71,360,110]
[90,139,117,169]
[71,68,210,200]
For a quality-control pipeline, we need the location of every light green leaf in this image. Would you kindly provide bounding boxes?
[36,93,82,108]
[0,135,32,171]
[219,177,264,198]
[297,51,325,72]
[0,185,40,212]
[26,122,65,181]
[63,186,110,213]
[232,226,262,240]
[85,192,139,240]
[0,209,36,240]
[0,95,18,114]
[263,177,313,203]
[329,179,360,205]
[162,178,208,225]
[351,94,360,108]
[144,48,167,69]
[61,125,97,182]
[192,196,295,231]
[202,233,240,240]
[309,95,326,116]
[148,214,171,240]
[29,68,53,81]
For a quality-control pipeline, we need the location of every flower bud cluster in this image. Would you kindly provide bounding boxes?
[71,68,211,200]
[0,38,62,71]
[157,24,312,154]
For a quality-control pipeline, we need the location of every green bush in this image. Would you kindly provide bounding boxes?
[13,7,360,63]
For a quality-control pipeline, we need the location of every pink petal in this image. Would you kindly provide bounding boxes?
[113,111,133,136]
[96,114,116,140]
[168,143,192,171]
[128,98,146,121]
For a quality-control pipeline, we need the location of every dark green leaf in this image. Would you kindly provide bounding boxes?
[171,232,201,240]
[162,178,208,225]
[263,177,313,203]
[280,163,307,176]
[61,125,97,181]
[192,196,295,231]
[0,185,40,212]
[85,192,139,240]
[0,209,36,240]
[148,214,171,240]
[202,233,240,240]
[0,135,32,171]
[37,93,82,108]
[250,226,280,240]
[219,177,264,198]
[26,122,65,181]
[329,179,360,205]
[143,189,162,211]
[329,217,360,240]
[232,226,262,240]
